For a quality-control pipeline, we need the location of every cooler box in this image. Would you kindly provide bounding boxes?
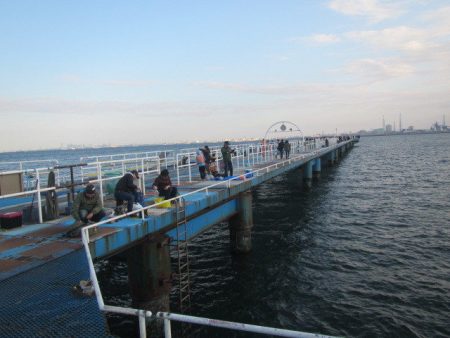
[0,211,23,229]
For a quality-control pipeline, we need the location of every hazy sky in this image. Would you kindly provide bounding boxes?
[1,0,449,151]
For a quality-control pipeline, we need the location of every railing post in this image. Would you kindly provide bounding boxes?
[188,154,192,183]
[164,318,172,338]
[141,159,146,196]
[176,155,180,185]
[97,162,104,206]
[139,310,147,338]
[35,169,43,224]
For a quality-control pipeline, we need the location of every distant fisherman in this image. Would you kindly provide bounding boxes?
[284,140,291,159]
[196,149,206,180]
[221,141,235,177]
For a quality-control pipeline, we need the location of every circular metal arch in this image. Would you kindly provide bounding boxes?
[264,121,304,141]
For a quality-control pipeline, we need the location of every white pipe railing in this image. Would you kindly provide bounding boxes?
[157,312,337,338]
[86,156,161,205]
[0,159,59,174]
[81,141,347,233]
[0,140,343,226]
[78,144,347,338]
[81,150,176,170]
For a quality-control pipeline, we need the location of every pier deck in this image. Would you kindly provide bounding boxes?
[0,140,355,337]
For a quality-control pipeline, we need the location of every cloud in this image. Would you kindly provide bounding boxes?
[345,26,430,52]
[289,34,340,45]
[0,96,263,119]
[308,34,341,44]
[422,6,450,40]
[328,0,403,23]
[58,75,154,87]
[342,58,415,80]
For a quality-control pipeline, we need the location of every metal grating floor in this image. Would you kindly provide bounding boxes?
[0,249,116,337]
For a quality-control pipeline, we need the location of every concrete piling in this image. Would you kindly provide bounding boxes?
[126,235,171,311]
[312,158,321,180]
[303,160,313,187]
[229,191,253,253]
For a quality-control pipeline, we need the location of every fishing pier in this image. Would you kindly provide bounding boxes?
[0,135,357,337]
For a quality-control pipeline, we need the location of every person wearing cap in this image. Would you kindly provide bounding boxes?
[114,170,141,212]
[221,141,235,177]
[71,184,105,224]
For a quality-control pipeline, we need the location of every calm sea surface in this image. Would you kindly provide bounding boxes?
[2,134,449,337]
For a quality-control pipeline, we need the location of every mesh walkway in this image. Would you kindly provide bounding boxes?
[0,249,115,337]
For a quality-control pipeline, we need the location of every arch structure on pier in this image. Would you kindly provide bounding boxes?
[264,121,304,142]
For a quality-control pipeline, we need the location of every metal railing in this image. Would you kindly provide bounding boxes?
[79,143,348,337]
[0,159,59,173]
[80,150,176,169]
[85,156,161,205]
[157,312,337,338]
[0,168,57,223]
[0,139,341,225]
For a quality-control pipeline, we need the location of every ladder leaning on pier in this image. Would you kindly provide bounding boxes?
[173,197,191,313]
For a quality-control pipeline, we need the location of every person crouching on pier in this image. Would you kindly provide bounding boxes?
[69,184,105,236]
[114,170,141,212]
[208,156,224,179]
[152,169,178,200]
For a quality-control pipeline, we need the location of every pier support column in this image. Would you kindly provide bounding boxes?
[334,149,339,162]
[303,160,313,187]
[127,235,171,311]
[229,191,253,253]
[312,158,321,180]
[327,151,334,167]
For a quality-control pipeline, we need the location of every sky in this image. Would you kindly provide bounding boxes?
[1,0,449,151]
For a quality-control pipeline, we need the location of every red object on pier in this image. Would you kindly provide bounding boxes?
[0,211,23,229]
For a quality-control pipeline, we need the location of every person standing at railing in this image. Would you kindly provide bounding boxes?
[196,149,207,180]
[284,140,291,159]
[221,141,235,177]
[277,140,285,159]
[261,139,266,159]
[114,170,141,212]
[69,184,105,236]
[152,169,178,200]
[200,145,211,174]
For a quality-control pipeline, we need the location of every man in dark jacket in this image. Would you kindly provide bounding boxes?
[114,170,141,212]
[221,141,235,177]
[72,184,105,224]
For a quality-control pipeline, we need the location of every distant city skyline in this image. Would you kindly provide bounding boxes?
[1,1,450,152]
